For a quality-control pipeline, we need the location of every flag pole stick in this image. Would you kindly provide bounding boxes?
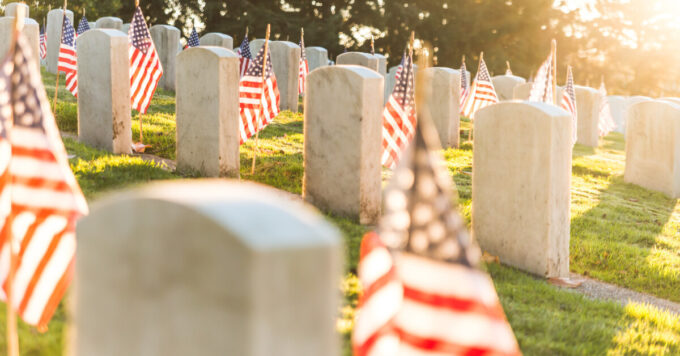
[52,0,68,115]
[506,60,511,74]
[251,24,271,175]
[551,39,557,105]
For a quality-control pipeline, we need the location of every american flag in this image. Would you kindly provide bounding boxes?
[57,16,78,97]
[382,52,415,169]
[528,52,553,104]
[598,81,616,137]
[238,44,280,144]
[560,66,578,144]
[128,6,163,114]
[186,27,200,48]
[39,26,47,60]
[461,57,498,119]
[237,34,252,79]
[298,32,308,96]
[77,16,90,35]
[353,118,521,356]
[0,33,88,332]
[459,58,469,112]
[394,51,405,81]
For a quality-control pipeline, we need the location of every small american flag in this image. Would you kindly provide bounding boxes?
[598,81,616,137]
[459,58,469,112]
[39,26,47,60]
[57,16,78,97]
[528,51,553,104]
[237,34,252,79]
[353,119,521,356]
[461,56,498,119]
[128,6,163,114]
[560,66,578,144]
[238,44,280,144]
[382,52,415,168]
[77,16,90,35]
[0,33,88,332]
[186,27,200,48]
[298,31,308,96]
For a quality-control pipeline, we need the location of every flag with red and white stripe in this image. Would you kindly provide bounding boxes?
[382,51,416,169]
[39,26,47,60]
[128,7,163,114]
[237,34,252,79]
[238,44,280,144]
[459,58,469,112]
[461,56,498,119]
[298,32,309,96]
[353,118,521,356]
[561,66,578,144]
[528,51,553,104]
[598,81,616,137]
[57,16,77,97]
[0,33,88,332]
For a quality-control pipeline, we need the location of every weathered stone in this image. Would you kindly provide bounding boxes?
[46,9,74,74]
[607,95,626,134]
[77,29,132,154]
[492,75,525,101]
[624,101,680,198]
[306,46,328,72]
[304,66,383,224]
[176,47,240,178]
[199,32,233,50]
[150,25,181,91]
[4,2,29,17]
[0,17,39,71]
[269,41,301,111]
[72,180,342,356]
[336,52,379,72]
[95,17,123,30]
[373,53,387,75]
[575,85,601,147]
[417,67,460,148]
[472,102,572,278]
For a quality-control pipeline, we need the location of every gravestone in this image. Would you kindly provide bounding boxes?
[199,32,233,50]
[46,9,74,74]
[269,41,301,111]
[472,102,572,278]
[0,17,39,71]
[512,82,533,100]
[373,53,387,75]
[660,97,680,106]
[417,67,460,148]
[95,17,123,30]
[306,46,328,72]
[120,23,130,34]
[384,64,420,103]
[72,180,342,356]
[249,38,264,56]
[176,47,240,178]
[336,52,379,72]
[575,85,601,147]
[77,29,132,154]
[304,66,383,224]
[622,96,651,138]
[492,75,526,101]
[624,101,680,198]
[607,95,626,134]
[4,2,29,17]
[150,25,181,91]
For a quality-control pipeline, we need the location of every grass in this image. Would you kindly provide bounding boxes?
[6,70,679,355]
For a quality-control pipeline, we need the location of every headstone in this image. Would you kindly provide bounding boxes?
[72,180,342,356]
[512,82,532,100]
[608,95,626,134]
[575,85,601,147]
[199,32,233,50]
[269,41,301,111]
[77,29,132,154]
[472,102,572,278]
[417,67,460,148]
[306,46,328,72]
[176,47,240,178]
[95,17,123,30]
[150,25,181,91]
[304,66,383,224]
[4,2,29,17]
[120,23,130,34]
[622,96,651,137]
[336,52,379,72]
[373,53,387,75]
[46,9,74,74]
[624,101,680,198]
[0,17,39,71]
[492,75,526,101]
[384,64,420,103]
[249,38,264,56]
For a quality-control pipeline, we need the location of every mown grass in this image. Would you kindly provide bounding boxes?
[10,70,679,355]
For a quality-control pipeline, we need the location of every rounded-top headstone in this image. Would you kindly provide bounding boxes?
[0,17,39,71]
[46,9,74,73]
[574,85,601,147]
[417,67,461,148]
[95,17,123,30]
[306,46,328,72]
[199,32,233,50]
[373,53,387,75]
[336,51,379,72]
[150,24,181,91]
[492,75,526,101]
[607,95,626,134]
[249,38,264,56]
[269,40,301,111]
[4,2,29,17]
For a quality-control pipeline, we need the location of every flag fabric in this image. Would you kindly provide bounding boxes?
[298,32,308,95]
[238,44,280,144]
[353,118,521,356]
[77,16,90,35]
[186,27,200,48]
[459,59,469,111]
[237,34,252,79]
[560,67,578,144]
[528,52,553,104]
[381,51,415,169]
[0,33,88,332]
[394,51,405,81]
[598,82,616,137]
[39,26,47,60]
[461,57,498,119]
[128,7,163,114]
[57,16,78,97]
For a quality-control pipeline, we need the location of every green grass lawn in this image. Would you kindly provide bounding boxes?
[8,70,678,355]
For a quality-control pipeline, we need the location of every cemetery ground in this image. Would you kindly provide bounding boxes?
[1,70,678,355]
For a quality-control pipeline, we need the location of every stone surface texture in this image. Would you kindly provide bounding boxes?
[150,24,181,91]
[269,41,301,111]
[306,46,328,72]
[0,17,39,71]
[417,67,461,148]
[4,2,29,17]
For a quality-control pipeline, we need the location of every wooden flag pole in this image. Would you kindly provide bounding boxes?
[251,24,271,175]
[551,39,557,105]
[245,26,248,39]
[371,35,375,55]
[506,60,511,74]
[52,0,68,114]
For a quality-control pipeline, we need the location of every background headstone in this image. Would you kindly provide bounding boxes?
[306,46,328,72]
[575,85,601,147]
[150,24,181,91]
[176,47,240,178]
[608,95,626,134]
[622,96,651,138]
[492,75,526,101]
[46,9,74,74]
[77,29,132,154]
[0,17,39,71]
[373,53,387,75]
[72,180,342,356]
[269,41,301,111]
[249,38,264,56]
[304,66,383,224]
[336,52,379,72]
[199,32,233,50]
[417,67,461,148]
[120,23,130,34]
[473,102,572,278]
[384,64,419,103]
[95,17,123,30]
[4,2,29,17]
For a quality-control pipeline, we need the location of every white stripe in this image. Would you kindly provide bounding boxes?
[359,248,393,288]
[353,281,403,344]
[10,186,80,212]
[11,129,50,150]
[10,157,63,180]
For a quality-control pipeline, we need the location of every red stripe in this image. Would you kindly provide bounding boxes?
[36,257,73,332]
[402,284,507,321]
[12,146,56,163]
[395,326,518,356]
[12,176,72,192]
